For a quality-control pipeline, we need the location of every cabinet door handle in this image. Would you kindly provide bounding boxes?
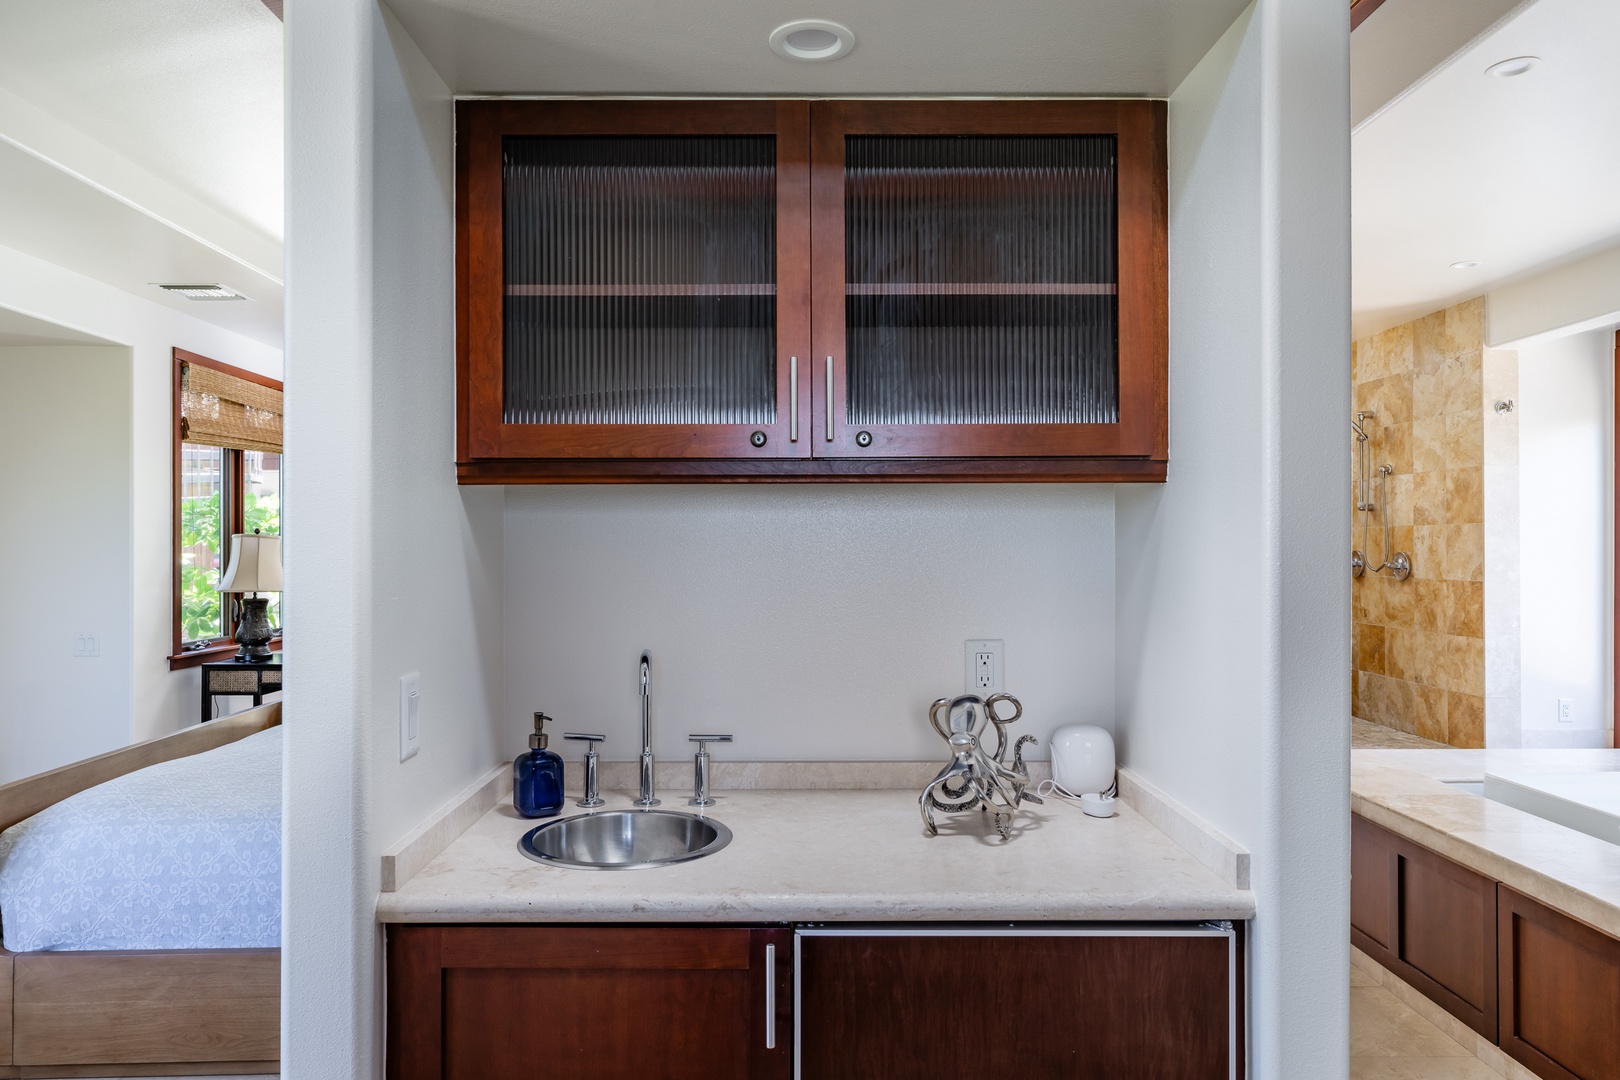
[764,942,776,1049]
[789,357,798,443]
[825,357,834,442]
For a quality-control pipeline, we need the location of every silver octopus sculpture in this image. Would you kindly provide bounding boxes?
[919,692,1041,841]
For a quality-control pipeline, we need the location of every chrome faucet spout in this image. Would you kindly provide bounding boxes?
[635,652,659,807]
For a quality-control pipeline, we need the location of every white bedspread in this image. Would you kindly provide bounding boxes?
[0,725,280,952]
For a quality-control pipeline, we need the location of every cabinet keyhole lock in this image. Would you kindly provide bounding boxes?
[855,430,873,448]
[749,431,767,447]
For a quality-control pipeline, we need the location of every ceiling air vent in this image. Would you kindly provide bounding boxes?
[153,283,248,301]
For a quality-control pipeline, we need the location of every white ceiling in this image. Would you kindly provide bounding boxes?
[0,0,284,348]
[0,306,117,348]
[1351,0,1620,338]
[1350,0,1526,127]
[0,0,284,242]
[0,137,284,346]
[384,0,1252,97]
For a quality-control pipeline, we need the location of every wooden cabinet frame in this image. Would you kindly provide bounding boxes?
[809,100,1167,462]
[1350,816,1498,1040]
[455,99,1169,484]
[1498,886,1620,1080]
[457,100,812,466]
[387,924,792,1080]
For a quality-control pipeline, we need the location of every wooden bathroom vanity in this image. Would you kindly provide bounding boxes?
[1352,750,1620,1080]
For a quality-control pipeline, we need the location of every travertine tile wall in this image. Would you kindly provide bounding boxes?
[1351,298,1486,747]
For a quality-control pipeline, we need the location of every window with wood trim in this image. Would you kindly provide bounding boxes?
[170,348,284,668]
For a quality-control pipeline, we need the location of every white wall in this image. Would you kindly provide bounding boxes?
[1518,327,1613,747]
[503,486,1114,763]
[0,345,132,783]
[283,4,505,1078]
[1487,240,1620,349]
[285,1,1347,1076]
[1483,347,1521,746]
[0,249,281,746]
[1116,1,1350,1075]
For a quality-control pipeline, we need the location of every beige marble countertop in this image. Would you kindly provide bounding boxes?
[376,786,1255,924]
[1352,748,1620,938]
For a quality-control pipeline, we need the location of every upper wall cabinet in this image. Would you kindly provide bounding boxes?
[455,100,1166,483]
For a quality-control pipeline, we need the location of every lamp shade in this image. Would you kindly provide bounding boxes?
[217,532,283,593]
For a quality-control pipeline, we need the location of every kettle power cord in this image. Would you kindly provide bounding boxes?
[1035,774,1117,802]
[1035,774,1119,818]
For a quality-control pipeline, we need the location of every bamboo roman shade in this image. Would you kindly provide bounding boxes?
[180,362,282,453]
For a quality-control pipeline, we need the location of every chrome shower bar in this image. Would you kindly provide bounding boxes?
[1352,411,1411,581]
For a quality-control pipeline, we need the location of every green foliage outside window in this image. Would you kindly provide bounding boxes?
[180,489,222,643]
[180,488,280,643]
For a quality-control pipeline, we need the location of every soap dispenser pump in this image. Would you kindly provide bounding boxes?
[514,712,565,819]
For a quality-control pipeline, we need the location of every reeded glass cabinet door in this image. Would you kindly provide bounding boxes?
[458,101,811,463]
[810,101,1166,460]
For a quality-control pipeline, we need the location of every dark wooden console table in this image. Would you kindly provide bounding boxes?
[200,654,283,723]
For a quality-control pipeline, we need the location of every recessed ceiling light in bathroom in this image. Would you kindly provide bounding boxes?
[769,20,855,62]
[1485,56,1539,77]
[1450,260,1483,270]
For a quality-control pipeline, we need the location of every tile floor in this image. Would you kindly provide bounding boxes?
[1352,948,1541,1080]
[1351,962,1497,1078]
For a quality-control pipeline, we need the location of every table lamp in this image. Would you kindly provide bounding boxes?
[218,529,283,661]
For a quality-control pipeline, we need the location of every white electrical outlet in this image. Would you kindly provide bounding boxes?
[399,673,421,761]
[1558,698,1574,724]
[964,639,1004,694]
[72,633,98,658]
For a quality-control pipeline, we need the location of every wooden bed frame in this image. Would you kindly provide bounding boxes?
[0,703,281,1078]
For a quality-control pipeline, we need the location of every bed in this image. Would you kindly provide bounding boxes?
[0,703,280,1078]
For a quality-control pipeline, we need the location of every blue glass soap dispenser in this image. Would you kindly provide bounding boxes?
[514,712,565,818]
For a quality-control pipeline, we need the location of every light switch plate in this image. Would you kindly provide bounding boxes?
[73,632,98,657]
[964,639,1004,694]
[400,672,421,761]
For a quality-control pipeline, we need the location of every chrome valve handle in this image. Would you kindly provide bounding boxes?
[564,732,605,808]
[687,734,732,807]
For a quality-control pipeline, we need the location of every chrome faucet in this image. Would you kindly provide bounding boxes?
[634,653,659,807]
[687,734,732,807]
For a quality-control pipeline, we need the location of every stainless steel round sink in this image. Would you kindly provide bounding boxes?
[517,809,732,870]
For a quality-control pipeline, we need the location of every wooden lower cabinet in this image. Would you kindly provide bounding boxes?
[388,924,1238,1080]
[1351,815,1497,1039]
[386,925,791,1080]
[1353,814,1620,1080]
[1499,887,1620,1080]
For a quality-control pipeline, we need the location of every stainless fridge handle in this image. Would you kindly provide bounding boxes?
[765,942,777,1049]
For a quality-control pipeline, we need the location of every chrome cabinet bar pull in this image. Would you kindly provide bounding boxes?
[789,357,798,442]
[825,356,834,442]
[764,943,777,1049]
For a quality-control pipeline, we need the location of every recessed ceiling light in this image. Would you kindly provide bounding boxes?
[153,283,249,301]
[1485,56,1539,78]
[1450,260,1482,270]
[769,20,855,62]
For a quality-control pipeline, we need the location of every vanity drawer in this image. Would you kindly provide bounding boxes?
[1499,886,1620,1080]
[1351,814,1497,1041]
